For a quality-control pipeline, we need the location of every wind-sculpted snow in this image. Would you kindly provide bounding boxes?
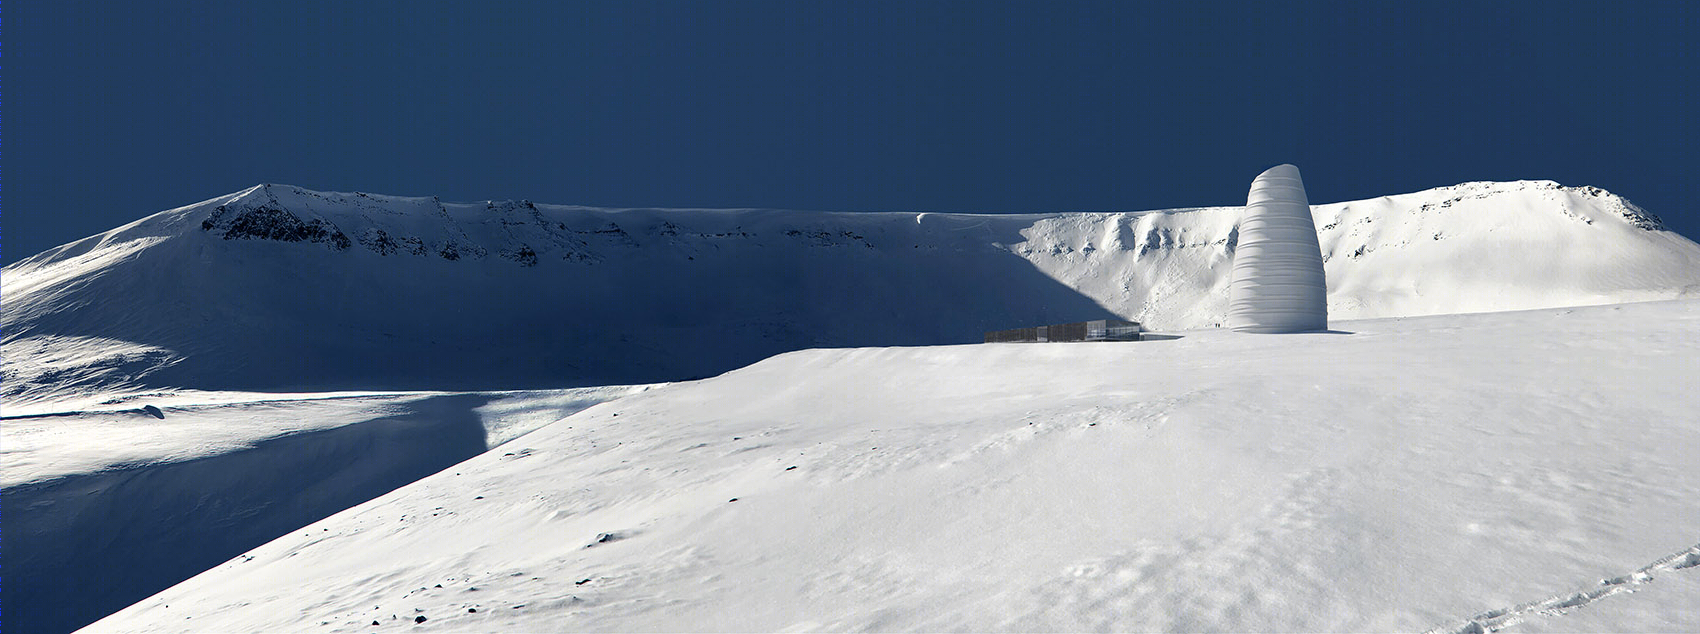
[5,180,1700,405]
[82,300,1700,633]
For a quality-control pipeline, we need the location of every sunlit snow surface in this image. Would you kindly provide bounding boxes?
[83,300,1700,633]
[3,386,656,488]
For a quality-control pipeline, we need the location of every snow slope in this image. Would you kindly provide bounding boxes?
[5,181,1697,407]
[84,300,1700,633]
[3,385,653,634]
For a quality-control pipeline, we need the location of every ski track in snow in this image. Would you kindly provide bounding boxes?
[1426,543,1700,634]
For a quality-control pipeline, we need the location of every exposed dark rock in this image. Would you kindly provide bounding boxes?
[592,532,620,544]
[399,236,428,256]
[1616,199,1666,231]
[360,229,401,255]
[501,245,539,267]
[573,222,640,247]
[202,204,350,250]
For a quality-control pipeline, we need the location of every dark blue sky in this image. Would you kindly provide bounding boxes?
[7,1,1697,263]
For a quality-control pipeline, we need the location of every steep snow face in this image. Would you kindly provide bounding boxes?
[5,181,1698,403]
[83,300,1700,633]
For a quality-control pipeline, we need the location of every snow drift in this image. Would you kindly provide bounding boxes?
[5,181,1698,407]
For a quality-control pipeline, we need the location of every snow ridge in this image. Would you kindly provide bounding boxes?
[5,181,1699,405]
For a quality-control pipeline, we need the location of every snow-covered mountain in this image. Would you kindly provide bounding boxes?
[8,181,1699,633]
[5,181,1698,410]
[81,300,1700,633]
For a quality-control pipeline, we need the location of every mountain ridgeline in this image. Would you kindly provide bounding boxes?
[5,181,1698,403]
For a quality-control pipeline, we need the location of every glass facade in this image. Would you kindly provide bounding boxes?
[986,319,1141,343]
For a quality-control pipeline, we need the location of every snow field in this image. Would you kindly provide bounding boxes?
[85,300,1700,632]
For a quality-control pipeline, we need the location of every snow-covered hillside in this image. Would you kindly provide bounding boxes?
[8,181,1699,633]
[6,181,1697,408]
[83,300,1700,633]
[4,386,655,634]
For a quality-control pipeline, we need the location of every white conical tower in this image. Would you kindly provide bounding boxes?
[1227,164,1328,333]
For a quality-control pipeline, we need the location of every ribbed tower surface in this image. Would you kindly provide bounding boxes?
[1226,164,1328,333]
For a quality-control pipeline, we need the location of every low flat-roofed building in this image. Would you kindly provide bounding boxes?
[985,318,1141,343]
